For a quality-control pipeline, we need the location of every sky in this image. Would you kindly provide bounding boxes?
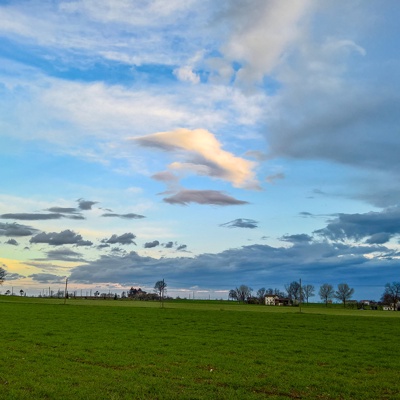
[1,0,399,300]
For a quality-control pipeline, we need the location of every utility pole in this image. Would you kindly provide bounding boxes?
[159,280,164,307]
[299,278,302,313]
[161,278,165,308]
[64,278,68,305]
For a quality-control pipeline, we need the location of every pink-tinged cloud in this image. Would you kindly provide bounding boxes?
[163,189,248,206]
[134,128,260,190]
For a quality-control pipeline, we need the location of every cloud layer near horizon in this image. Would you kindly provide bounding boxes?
[67,240,400,293]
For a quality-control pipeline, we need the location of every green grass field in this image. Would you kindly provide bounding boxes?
[1,296,399,399]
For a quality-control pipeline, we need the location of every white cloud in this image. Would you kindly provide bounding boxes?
[134,128,260,189]
[174,66,200,84]
[323,39,366,57]
[0,67,266,142]
[0,0,206,68]
[218,0,312,86]
[59,0,196,26]
[174,50,204,84]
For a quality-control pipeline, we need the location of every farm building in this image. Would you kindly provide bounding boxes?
[128,287,147,298]
[383,301,400,311]
[264,294,292,306]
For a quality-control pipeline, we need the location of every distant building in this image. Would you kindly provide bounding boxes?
[264,294,292,306]
[383,301,400,311]
[265,294,278,305]
[128,287,147,298]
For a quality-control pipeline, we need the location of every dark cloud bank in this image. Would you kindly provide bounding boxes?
[68,239,400,299]
[45,248,85,262]
[1,213,65,220]
[5,238,18,246]
[29,273,66,284]
[30,230,92,246]
[77,199,97,210]
[0,222,36,236]
[0,199,100,223]
[101,213,145,219]
[65,206,400,298]
[144,240,159,249]
[315,206,400,244]
[101,233,136,245]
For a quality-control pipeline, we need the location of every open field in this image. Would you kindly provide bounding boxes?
[1,297,399,399]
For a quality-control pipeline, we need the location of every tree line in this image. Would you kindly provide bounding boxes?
[228,282,355,307]
[0,268,168,303]
[1,266,399,309]
[229,281,400,310]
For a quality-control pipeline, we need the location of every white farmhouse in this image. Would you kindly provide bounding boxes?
[264,294,292,306]
[265,294,279,305]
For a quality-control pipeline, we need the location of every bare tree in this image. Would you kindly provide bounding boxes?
[381,282,400,311]
[234,285,252,303]
[256,288,266,304]
[285,281,302,303]
[154,279,167,304]
[334,283,354,307]
[266,288,286,298]
[0,266,5,285]
[228,289,237,301]
[302,284,315,304]
[319,283,334,307]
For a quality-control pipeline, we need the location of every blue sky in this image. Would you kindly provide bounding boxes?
[1,0,399,300]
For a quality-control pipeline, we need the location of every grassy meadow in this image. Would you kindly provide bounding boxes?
[1,296,399,399]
